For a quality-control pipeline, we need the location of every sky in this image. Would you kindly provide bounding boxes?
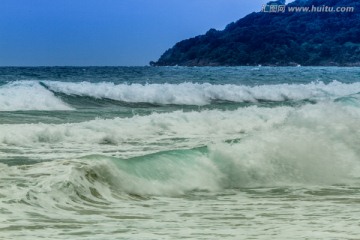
[0,0,293,66]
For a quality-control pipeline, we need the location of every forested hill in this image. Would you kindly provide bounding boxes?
[152,0,360,66]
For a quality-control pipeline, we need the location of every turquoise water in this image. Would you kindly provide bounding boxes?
[1,67,360,239]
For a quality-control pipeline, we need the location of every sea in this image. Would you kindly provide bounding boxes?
[1,66,360,240]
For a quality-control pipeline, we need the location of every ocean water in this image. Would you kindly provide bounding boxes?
[1,66,360,239]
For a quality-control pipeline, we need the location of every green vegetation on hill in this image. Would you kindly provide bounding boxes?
[152,0,360,66]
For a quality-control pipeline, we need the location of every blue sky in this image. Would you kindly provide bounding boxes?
[0,0,291,66]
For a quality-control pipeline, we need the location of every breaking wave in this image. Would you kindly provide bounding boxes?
[0,81,73,111]
[2,80,360,111]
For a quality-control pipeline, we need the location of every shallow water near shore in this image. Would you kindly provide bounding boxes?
[1,66,360,239]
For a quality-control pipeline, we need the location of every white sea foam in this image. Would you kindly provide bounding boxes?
[0,81,73,111]
[43,80,360,105]
[1,155,360,239]
[0,106,292,159]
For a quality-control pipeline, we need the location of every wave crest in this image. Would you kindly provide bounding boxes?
[43,80,360,105]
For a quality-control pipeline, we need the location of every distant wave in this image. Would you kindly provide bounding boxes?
[42,80,360,105]
[1,80,360,111]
